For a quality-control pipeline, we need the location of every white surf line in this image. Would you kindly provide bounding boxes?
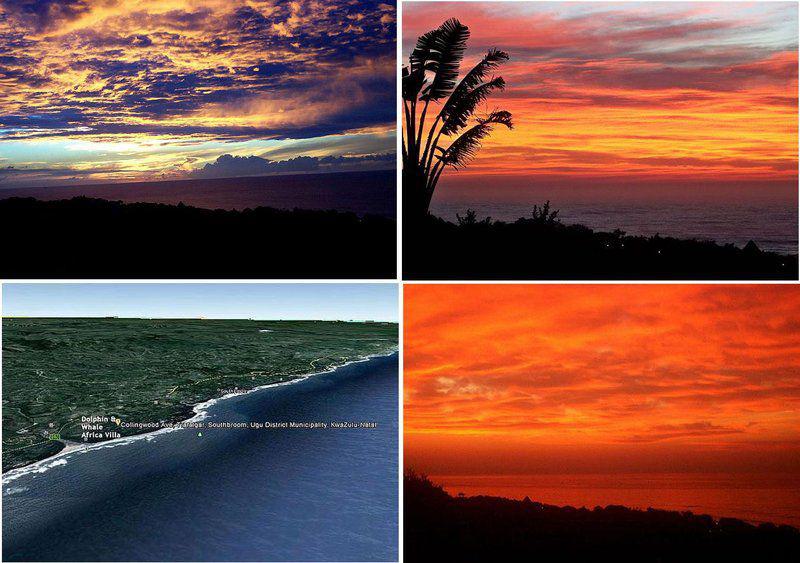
[2,349,398,486]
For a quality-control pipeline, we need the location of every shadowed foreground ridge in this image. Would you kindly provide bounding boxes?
[404,211,797,280]
[0,197,395,278]
[404,472,800,562]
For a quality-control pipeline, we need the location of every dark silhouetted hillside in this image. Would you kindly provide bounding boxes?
[404,471,800,562]
[0,197,395,278]
[404,212,797,280]
[0,169,396,217]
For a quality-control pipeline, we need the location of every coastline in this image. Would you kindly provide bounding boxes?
[430,199,798,256]
[432,212,798,258]
[405,472,800,561]
[2,349,398,486]
[430,473,800,529]
[4,349,399,561]
[406,213,798,280]
[0,169,397,218]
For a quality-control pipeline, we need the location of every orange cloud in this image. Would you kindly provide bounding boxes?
[403,2,798,186]
[404,284,800,475]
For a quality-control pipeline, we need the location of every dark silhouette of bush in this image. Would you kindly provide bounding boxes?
[404,472,800,562]
[456,208,492,227]
[0,197,396,278]
[530,200,560,225]
[404,208,797,280]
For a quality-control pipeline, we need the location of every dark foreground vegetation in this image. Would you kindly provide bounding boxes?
[404,207,797,280]
[0,197,395,278]
[405,472,800,562]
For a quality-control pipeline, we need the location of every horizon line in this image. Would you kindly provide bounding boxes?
[0,166,396,192]
[3,316,397,322]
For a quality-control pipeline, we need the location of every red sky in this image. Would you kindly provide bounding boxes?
[404,284,800,475]
[403,2,798,203]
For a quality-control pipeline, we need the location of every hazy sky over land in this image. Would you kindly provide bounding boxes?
[2,283,399,320]
[0,0,396,187]
[404,1,798,203]
[404,284,800,475]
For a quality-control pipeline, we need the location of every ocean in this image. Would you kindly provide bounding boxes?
[2,353,399,562]
[431,473,800,528]
[0,170,396,218]
[431,201,798,255]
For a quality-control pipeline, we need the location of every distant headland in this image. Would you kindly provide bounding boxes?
[405,471,800,562]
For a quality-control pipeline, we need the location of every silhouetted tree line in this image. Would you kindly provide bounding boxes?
[404,207,797,280]
[0,197,395,278]
[404,471,800,562]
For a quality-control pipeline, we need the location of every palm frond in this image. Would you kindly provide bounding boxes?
[439,110,513,169]
[419,18,470,102]
[459,49,509,92]
[405,24,446,102]
[409,24,446,74]
[440,76,505,136]
[439,49,508,128]
[478,109,513,128]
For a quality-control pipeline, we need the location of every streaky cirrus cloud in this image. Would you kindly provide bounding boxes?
[403,2,797,198]
[404,284,800,475]
[0,0,396,186]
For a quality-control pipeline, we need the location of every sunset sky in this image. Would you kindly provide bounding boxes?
[405,285,800,475]
[404,1,798,204]
[0,0,395,187]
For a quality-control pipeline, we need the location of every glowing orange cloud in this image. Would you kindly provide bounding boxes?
[403,2,798,189]
[404,284,800,475]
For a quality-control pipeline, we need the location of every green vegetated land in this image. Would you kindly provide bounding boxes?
[2,318,398,472]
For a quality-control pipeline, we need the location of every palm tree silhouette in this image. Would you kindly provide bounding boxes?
[402,18,512,219]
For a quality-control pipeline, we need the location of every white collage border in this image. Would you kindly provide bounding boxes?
[0,1,798,562]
